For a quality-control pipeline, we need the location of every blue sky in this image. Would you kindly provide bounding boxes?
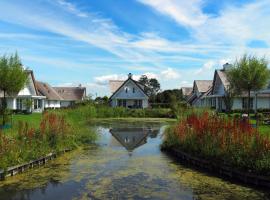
[0,0,269,97]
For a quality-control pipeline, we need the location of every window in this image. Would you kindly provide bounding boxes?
[16,99,23,110]
[242,98,253,110]
[123,100,127,107]
[34,99,38,109]
[138,100,142,108]
[118,99,122,106]
[211,98,216,108]
[125,87,128,93]
[133,88,135,93]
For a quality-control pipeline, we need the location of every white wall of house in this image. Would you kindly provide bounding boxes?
[256,97,270,109]
[6,98,16,110]
[60,101,74,107]
[45,100,61,109]
[110,80,149,108]
[143,99,148,108]
[114,81,147,99]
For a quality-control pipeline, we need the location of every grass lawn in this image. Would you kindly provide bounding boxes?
[11,113,42,128]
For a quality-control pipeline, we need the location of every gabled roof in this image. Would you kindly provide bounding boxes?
[53,86,86,101]
[110,128,148,151]
[25,70,39,96]
[194,80,212,93]
[109,77,148,99]
[109,80,125,94]
[180,87,192,97]
[186,93,197,104]
[199,86,213,99]
[36,81,63,100]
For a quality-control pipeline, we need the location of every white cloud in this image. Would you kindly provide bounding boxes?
[94,74,126,85]
[137,0,208,27]
[161,68,180,79]
[56,0,88,18]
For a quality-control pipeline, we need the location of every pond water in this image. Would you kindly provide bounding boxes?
[0,121,269,200]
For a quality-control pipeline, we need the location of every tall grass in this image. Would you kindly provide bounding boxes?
[162,111,270,175]
[0,112,96,170]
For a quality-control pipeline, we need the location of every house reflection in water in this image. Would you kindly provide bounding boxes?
[109,127,158,153]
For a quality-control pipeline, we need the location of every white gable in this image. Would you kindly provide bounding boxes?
[111,80,148,99]
[18,73,37,96]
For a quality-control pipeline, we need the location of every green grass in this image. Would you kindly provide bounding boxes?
[12,113,42,128]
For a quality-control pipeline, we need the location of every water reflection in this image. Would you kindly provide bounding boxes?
[110,127,158,152]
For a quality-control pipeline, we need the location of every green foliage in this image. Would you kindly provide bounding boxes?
[0,53,28,125]
[154,89,184,107]
[23,99,33,113]
[138,75,160,97]
[226,54,270,114]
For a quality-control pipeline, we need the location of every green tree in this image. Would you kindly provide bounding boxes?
[222,85,236,113]
[227,54,270,116]
[138,75,160,98]
[23,99,33,113]
[0,53,28,125]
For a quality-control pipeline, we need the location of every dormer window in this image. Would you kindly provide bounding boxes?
[125,88,128,93]
[133,88,135,93]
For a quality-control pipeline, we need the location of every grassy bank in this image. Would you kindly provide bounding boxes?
[0,105,175,170]
[0,110,97,170]
[162,111,270,176]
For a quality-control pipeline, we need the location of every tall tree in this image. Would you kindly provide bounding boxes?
[138,75,160,98]
[227,54,270,116]
[0,53,28,125]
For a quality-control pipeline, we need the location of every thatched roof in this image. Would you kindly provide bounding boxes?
[181,87,192,96]
[194,80,213,93]
[53,86,86,101]
[109,80,125,94]
[36,81,63,100]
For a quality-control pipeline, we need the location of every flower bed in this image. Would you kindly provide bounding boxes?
[162,112,270,176]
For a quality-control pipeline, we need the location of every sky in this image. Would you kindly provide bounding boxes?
[0,0,269,97]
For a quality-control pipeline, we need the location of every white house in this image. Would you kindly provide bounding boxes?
[0,70,46,113]
[36,81,62,109]
[109,73,149,108]
[37,82,86,109]
[53,86,86,107]
[187,63,270,111]
[207,63,270,111]
[186,80,212,106]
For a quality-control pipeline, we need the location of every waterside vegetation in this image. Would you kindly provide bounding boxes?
[0,104,176,170]
[162,111,270,176]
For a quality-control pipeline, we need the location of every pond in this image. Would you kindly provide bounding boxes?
[0,121,269,200]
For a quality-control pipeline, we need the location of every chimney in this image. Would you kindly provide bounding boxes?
[128,73,133,79]
[223,63,232,71]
